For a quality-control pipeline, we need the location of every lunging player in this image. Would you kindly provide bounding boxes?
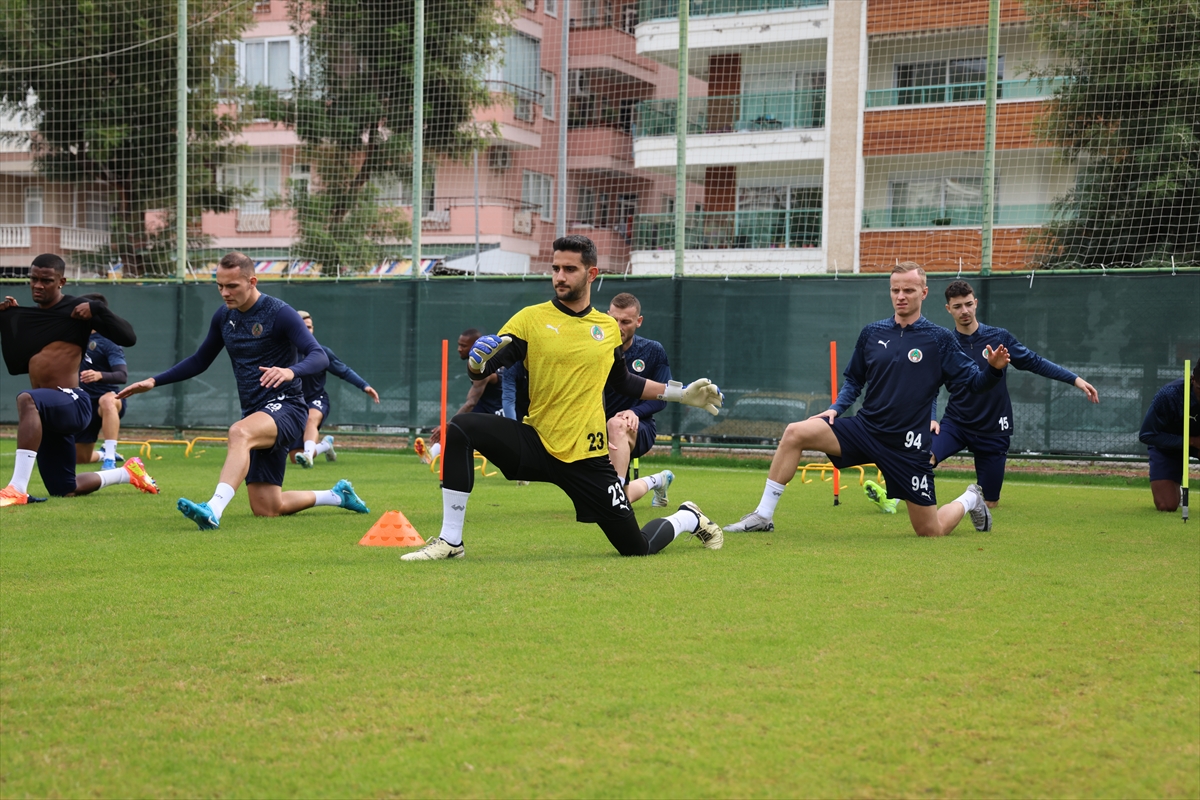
[930,280,1099,507]
[402,235,725,561]
[291,310,380,468]
[604,292,675,506]
[118,252,369,529]
[0,254,157,506]
[725,262,1011,538]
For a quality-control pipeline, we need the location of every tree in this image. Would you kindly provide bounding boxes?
[0,0,251,276]
[1024,0,1200,267]
[254,0,507,271]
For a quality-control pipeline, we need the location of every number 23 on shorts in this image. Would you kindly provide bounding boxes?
[586,430,606,452]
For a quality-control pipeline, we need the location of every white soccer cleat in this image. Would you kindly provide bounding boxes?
[678,501,723,550]
[322,435,337,462]
[650,470,674,507]
[400,537,465,561]
[295,451,314,469]
[723,511,774,533]
[966,483,992,531]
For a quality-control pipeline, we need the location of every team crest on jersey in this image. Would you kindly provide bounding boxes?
[87,340,97,351]
[632,358,645,373]
[908,348,923,363]
[591,325,605,341]
[251,322,264,336]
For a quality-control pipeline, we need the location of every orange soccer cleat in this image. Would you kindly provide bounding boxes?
[413,436,432,465]
[0,485,30,507]
[123,457,160,494]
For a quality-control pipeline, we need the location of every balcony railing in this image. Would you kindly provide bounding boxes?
[634,90,824,138]
[571,1,640,32]
[634,209,821,250]
[0,225,111,251]
[865,77,1070,109]
[639,0,827,21]
[60,227,111,251]
[861,203,1060,229]
[0,225,31,248]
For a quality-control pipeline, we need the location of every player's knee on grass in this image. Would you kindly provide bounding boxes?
[599,516,673,556]
[1151,481,1180,512]
[247,484,284,517]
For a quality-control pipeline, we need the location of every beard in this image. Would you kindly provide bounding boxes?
[557,281,586,303]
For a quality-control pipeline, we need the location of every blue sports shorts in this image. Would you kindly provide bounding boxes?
[825,415,937,506]
[246,397,308,487]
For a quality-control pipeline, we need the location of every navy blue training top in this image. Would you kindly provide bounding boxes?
[80,333,128,398]
[152,293,328,417]
[1139,378,1200,453]
[938,323,1078,436]
[302,344,370,401]
[605,335,671,420]
[832,315,1002,452]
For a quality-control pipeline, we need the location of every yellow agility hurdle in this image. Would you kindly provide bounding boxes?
[797,462,882,489]
[429,451,497,478]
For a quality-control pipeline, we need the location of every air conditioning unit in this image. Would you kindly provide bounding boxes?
[569,70,590,97]
[488,147,512,171]
[525,0,536,10]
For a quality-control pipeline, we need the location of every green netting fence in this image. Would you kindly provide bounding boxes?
[1,271,1196,458]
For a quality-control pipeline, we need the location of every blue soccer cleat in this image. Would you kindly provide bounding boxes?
[177,498,220,530]
[332,479,369,514]
[101,457,116,470]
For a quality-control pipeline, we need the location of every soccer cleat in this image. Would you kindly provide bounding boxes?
[400,537,465,561]
[322,435,337,462]
[0,485,30,507]
[966,483,992,532]
[863,479,897,514]
[332,479,369,514]
[102,458,116,470]
[123,457,159,494]
[413,437,432,465]
[723,511,774,533]
[650,470,674,508]
[114,452,125,463]
[177,498,219,531]
[679,500,723,550]
[295,451,314,469]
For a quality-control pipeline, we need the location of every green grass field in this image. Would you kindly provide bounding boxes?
[1,441,1196,798]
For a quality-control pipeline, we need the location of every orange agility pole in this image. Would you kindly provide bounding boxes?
[830,340,840,506]
[439,338,448,482]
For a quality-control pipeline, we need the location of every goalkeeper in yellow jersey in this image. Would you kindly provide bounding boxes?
[403,235,726,560]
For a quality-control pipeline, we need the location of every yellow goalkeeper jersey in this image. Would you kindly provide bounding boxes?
[499,300,622,462]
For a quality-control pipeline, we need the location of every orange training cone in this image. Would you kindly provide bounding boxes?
[358,510,425,547]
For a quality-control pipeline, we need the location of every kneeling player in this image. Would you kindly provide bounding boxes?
[74,294,129,469]
[1139,363,1199,512]
[402,236,725,561]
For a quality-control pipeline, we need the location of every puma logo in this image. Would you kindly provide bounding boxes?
[878,339,890,348]
[229,320,236,328]
[546,324,561,334]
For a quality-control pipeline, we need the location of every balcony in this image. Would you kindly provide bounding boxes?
[633,208,821,250]
[861,203,1059,230]
[479,82,545,150]
[865,77,1069,109]
[0,225,111,252]
[639,0,826,20]
[635,90,824,137]
[418,197,543,241]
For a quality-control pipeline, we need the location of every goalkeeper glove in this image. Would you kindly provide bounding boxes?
[467,334,512,373]
[660,378,724,416]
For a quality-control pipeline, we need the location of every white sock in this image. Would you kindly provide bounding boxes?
[314,439,332,455]
[97,468,130,489]
[755,479,787,520]
[207,482,236,519]
[313,489,340,507]
[10,449,37,493]
[642,472,662,491]
[439,488,470,546]
[102,439,118,461]
[303,440,317,458]
[663,508,699,539]
[955,488,979,513]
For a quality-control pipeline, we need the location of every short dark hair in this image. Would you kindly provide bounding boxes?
[460,328,482,340]
[610,292,641,315]
[552,235,598,268]
[945,280,976,302]
[79,293,108,307]
[218,251,255,276]
[31,253,66,274]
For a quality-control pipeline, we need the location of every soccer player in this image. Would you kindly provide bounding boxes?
[930,280,1099,508]
[117,252,369,529]
[74,293,129,469]
[290,310,381,468]
[724,262,1011,538]
[1139,363,1199,512]
[0,254,157,506]
[604,292,675,507]
[402,235,725,561]
[415,327,505,464]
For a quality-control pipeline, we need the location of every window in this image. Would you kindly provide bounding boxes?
[223,150,282,207]
[545,0,557,16]
[241,37,301,91]
[576,187,596,225]
[895,57,1003,105]
[24,186,43,226]
[889,177,985,227]
[542,71,556,119]
[374,165,436,215]
[213,41,238,96]
[83,190,112,231]
[290,162,311,199]
[522,171,554,222]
